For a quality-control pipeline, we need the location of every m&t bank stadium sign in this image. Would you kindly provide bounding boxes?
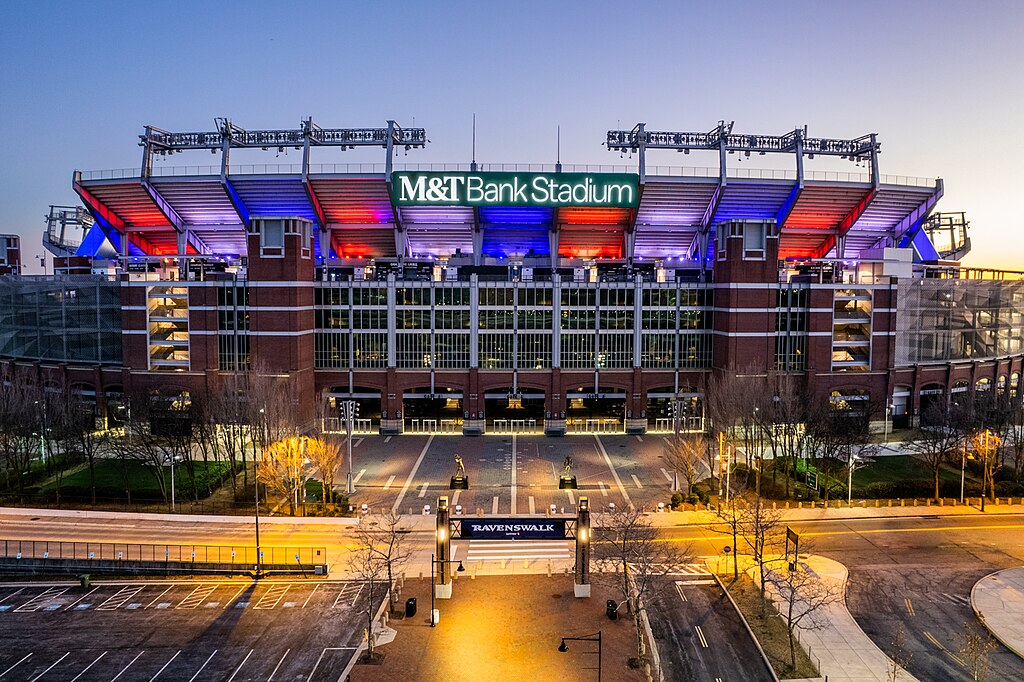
[392,171,639,208]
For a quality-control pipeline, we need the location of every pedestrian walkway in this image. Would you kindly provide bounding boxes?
[971,567,1024,659]
[761,555,918,682]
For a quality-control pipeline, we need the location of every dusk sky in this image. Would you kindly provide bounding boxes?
[2,0,1021,271]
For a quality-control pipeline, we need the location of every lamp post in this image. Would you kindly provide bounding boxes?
[429,553,465,627]
[344,400,357,494]
[960,436,967,504]
[847,454,860,507]
[558,631,602,681]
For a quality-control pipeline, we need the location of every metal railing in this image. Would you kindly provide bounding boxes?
[0,539,326,565]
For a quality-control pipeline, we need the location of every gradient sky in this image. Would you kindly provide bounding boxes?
[2,0,1022,271]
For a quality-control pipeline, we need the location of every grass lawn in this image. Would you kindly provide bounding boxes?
[37,459,231,501]
[852,454,968,488]
[726,574,818,679]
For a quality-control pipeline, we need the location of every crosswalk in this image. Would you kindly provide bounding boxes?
[462,540,571,563]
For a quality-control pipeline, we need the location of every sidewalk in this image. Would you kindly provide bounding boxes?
[971,567,1024,660]
[761,555,918,682]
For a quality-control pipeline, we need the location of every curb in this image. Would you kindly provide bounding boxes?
[970,569,1024,661]
[711,571,780,682]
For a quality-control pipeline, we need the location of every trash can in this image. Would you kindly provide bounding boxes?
[606,599,618,620]
[80,574,90,589]
[405,597,417,618]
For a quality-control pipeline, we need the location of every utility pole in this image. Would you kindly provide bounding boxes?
[344,400,356,494]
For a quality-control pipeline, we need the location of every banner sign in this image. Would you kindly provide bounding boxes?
[392,171,640,208]
[460,518,566,540]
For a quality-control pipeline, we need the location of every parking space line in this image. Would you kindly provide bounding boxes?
[0,653,31,679]
[146,586,174,609]
[491,496,499,514]
[69,652,105,682]
[188,650,218,682]
[417,483,428,498]
[384,436,392,443]
[674,582,688,602]
[635,435,643,443]
[254,584,290,609]
[566,490,575,506]
[383,475,396,489]
[15,587,68,612]
[99,586,144,611]
[594,435,631,506]
[177,585,217,609]
[452,490,461,507]
[352,468,366,484]
[110,651,144,681]
[226,649,254,682]
[149,650,180,681]
[660,468,674,483]
[66,586,101,610]
[267,649,290,681]
[598,481,608,497]
[630,474,643,488]
[302,584,320,609]
[528,496,535,515]
[392,434,434,515]
[28,652,68,682]
[306,648,358,682]
[0,587,24,604]
[223,584,248,609]
[333,583,364,609]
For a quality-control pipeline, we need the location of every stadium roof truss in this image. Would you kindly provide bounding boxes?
[71,119,946,263]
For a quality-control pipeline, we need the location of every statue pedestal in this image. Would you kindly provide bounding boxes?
[435,582,453,599]
[450,476,470,490]
[558,475,578,490]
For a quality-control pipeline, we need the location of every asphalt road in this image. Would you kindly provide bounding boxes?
[648,573,775,682]
[0,578,381,681]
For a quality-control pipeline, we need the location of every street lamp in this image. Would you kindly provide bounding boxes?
[343,400,358,494]
[960,436,968,504]
[429,553,465,627]
[847,454,860,506]
[557,631,602,681]
[164,454,181,512]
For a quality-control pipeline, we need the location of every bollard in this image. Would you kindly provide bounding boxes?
[797,501,802,509]
[900,499,905,507]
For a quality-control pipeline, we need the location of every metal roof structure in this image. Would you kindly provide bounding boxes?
[70,120,946,263]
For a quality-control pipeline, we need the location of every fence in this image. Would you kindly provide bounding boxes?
[0,539,326,566]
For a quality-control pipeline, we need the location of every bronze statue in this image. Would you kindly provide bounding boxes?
[563,455,573,474]
[454,454,466,477]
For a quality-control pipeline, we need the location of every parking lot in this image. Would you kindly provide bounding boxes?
[346,433,694,516]
[0,579,379,681]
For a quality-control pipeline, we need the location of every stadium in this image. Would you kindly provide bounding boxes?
[1,118,1022,436]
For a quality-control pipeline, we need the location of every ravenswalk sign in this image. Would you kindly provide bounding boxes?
[460,518,566,540]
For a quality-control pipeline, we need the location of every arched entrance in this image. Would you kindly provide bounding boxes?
[891,386,911,429]
[404,387,463,434]
[484,387,545,433]
[566,386,626,433]
[919,383,945,423]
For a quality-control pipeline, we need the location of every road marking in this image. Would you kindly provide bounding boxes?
[466,540,572,561]
[492,496,499,514]
[302,584,320,609]
[393,435,434,515]
[146,586,174,608]
[694,625,709,648]
[452,490,461,507]
[417,483,429,498]
[942,592,970,606]
[28,652,68,681]
[353,438,364,447]
[66,586,100,610]
[188,650,217,682]
[99,585,144,611]
[15,587,68,612]
[383,474,396,489]
[0,653,31,679]
[511,434,517,515]
[224,584,248,609]
[177,585,217,609]
[69,652,105,681]
[566,490,576,506]
[352,468,366,484]
[226,649,254,682]
[149,650,180,681]
[674,582,688,602]
[333,583,364,609]
[660,468,673,483]
[598,481,608,497]
[0,587,24,604]
[255,584,290,610]
[594,435,631,506]
[924,631,966,667]
[529,496,535,515]
[630,474,643,488]
[384,436,392,443]
[111,651,145,681]
[267,649,290,681]
[904,597,915,616]
[635,435,643,443]
[306,648,358,682]
[801,523,1024,538]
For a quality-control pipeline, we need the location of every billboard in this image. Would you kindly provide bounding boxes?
[392,171,639,208]
[460,518,567,540]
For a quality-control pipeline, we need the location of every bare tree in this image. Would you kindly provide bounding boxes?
[663,432,703,496]
[970,429,1002,503]
[353,510,412,616]
[767,556,842,669]
[738,498,785,598]
[594,505,693,681]
[957,621,997,682]
[755,372,811,499]
[0,380,40,500]
[346,526,391,663]
[903,401,970,501]
[887,622,914,682]
[1004,401,1024,483]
